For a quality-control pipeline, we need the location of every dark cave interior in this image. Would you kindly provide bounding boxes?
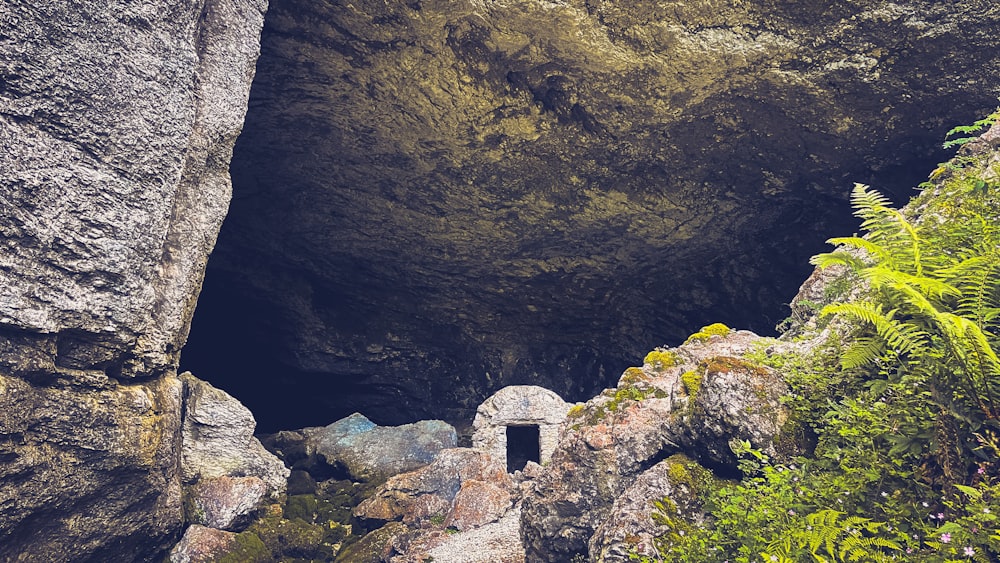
[178,0,973,434]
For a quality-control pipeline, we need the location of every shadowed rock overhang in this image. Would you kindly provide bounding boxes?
[182,0,1000,430]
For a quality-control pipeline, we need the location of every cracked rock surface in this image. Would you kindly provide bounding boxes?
[0,0,266,560]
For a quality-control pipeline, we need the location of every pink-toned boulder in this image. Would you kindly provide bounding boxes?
[188,475,269,531]
[446,479,512,531]
[169,525,237,563]
[355,448,513,530]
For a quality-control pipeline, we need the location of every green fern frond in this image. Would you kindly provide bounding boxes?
[866,266,960,303]
[821,302,928,361]
[810,249,872,272]
[824,237,889,264]
[848,184,923,274]
[839,535,902,562]
[839,336,885,370]
[938,252,1000,331]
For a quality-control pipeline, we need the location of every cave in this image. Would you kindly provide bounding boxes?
[179,0,997,433]
[506,425,542,473]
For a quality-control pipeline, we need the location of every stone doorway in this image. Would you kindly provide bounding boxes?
[505,424,541,472]
[472,385,571,473]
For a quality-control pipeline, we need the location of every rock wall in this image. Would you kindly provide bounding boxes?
[188,0,1000,429]
[0,0,266,560]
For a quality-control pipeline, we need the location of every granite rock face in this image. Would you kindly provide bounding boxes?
[180,373,289,496]
[0,0,266,560]
[189,0,1000,429]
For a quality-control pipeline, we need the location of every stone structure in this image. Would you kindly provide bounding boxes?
[472,385,571,472]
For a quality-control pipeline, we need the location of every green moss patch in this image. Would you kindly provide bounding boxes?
[683,322,732,344]
[680,369,702,398]
[643,349,679,370]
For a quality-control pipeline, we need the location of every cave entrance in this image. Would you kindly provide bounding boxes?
[506,424,540,473]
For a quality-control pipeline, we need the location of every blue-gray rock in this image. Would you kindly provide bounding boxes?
[305,413,457,481]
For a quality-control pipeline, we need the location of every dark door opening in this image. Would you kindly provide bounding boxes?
[506,425,541,473]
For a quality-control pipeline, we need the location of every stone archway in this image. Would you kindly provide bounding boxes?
[472,385,572,472]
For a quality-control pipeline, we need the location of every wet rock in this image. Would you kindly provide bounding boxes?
[305,413,457,482]
[169,525,238,563]
[336,521,411,563]
[187,475,269,531]
[180,373,290,496]
[286,469,319,495]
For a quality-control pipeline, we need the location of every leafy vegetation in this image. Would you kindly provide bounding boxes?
[941,108,1000,149]
[633,121,1000,562]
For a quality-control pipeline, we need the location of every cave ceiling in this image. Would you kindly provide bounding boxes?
[183,0,1000,430]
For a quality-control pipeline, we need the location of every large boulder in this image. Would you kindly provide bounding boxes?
[304,413,458,482]
[588,455,716,563]
[354,448,513,530]
[180,373,289,496]
[186,475,270,531]
[0,0,267,559]
[519,329,792,561]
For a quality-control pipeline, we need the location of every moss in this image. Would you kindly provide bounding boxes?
[567,403,586,419]
[663,453,717,497]
[284,494,319,522]
[772,412,817,460]
[680,369,702,398]
[572,383,669,428]
[213,531,270,563]
[702,355,769,378]
[619,366,648,385]
[683,322,732,344]
[643,349,679,370]
[241,514,333,561]
[335,522,408,563]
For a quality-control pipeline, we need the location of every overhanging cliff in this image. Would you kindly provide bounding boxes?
[185,0,1000,430]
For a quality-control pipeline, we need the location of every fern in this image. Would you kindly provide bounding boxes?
[942,109,1000,149]
[815,182,1000,476]
[765,509,902,562]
